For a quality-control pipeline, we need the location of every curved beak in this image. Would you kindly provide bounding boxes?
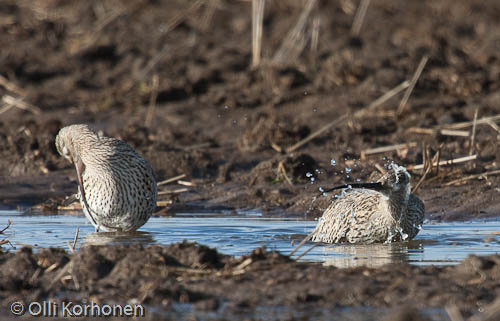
[319,182,384,196]
[73,154,99,229]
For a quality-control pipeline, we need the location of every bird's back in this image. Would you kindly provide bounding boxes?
[311,189,395,244]
[81,137,157,231]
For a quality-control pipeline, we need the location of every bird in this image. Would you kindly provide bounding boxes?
[55,124,157,232]
[290,164,424,257]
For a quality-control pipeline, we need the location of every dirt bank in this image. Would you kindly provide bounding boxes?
[0,242,499,320]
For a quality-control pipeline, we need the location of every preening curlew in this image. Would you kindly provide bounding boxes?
[56,124,157,232]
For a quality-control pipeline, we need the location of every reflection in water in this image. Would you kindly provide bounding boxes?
[322,242,422,268]
[0,211,500,266]
[83,231,155,246]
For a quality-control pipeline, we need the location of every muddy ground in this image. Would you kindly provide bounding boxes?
[0,0,500,320]
[0,242,500,320]
[0,0,499,218]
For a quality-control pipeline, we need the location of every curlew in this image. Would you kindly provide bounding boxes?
[291,164,424,257]
[56,124,157,232]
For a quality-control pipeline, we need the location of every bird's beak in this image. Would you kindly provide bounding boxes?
[320,182,384,195]
[73,155,98,227]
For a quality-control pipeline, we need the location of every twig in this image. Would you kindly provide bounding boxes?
[1,95,41,115]
[157,200,173,207]
[445,305,465,321]
[397,55,428,115]
[407,127,435,135]
[72,227,79,251]
[289,227,317,257]
[286,114,349,154]
[0,75,25,95]
[286,80,409,154]
[440,129,470,137]
[200,0,218,32]
[408,154,477,170]
[251,0,265,67]
[48,262,71,290]
[157,174,187,186]
[374,163,387,175]
[0,103,14,115]
[158,188,189,195]
[294,242,320,261]
[442,114,500,130]
[145,74,159,127]
[67,241,75,255]
[135,44,169,83]
[350,0,371,37]
[178,180,195,186]
[361,142,416,159]
[0,220,12,234]
[412,146,436,194]
[270,142,283,153]
[485,119,500,134]
[179,142,212,151]
[277,161,293,186]
[272,0,317,64]
[166,0,204,33]
[310,14,320,67]
[435,144,443,176]
[353,80,410,118]
[444,169,500,186]
[469,108,479,156]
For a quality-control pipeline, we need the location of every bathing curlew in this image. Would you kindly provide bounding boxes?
[290,164,424,257]
[56,124,157,232]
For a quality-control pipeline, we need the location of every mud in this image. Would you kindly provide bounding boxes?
[0,0,499,219]
[1,0,500,319]
[0,242,499,320]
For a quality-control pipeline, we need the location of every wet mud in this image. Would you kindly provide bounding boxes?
[0,242,499,320]
[0,0,500,319]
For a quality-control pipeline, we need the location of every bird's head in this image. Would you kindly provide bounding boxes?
[55,124,95,163]
[378,163,411,197]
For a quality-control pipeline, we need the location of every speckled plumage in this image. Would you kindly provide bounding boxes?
[311,164,424,244]
[56,124,157,232]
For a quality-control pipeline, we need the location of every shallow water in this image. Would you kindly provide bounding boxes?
[1,210,499,268]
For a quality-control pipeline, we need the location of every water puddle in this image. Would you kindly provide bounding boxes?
[1,210,499,267]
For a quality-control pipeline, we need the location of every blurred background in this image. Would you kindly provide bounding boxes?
[1,0,499,217]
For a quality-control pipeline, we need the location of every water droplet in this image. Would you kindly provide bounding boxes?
[306,172,313,177]
[330,159,336,167]
[345,168,351,173]
[356,178,361,182]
